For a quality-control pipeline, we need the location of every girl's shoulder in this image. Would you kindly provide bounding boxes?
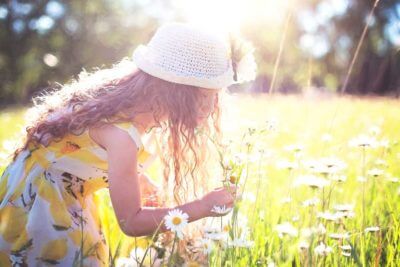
[87,121,144,152]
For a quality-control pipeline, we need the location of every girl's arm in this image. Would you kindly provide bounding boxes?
[89,124,210,237]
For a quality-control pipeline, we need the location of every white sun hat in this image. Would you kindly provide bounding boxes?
[132,22,257,89]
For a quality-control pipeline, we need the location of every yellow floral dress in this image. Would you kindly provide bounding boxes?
[0,122,154,266]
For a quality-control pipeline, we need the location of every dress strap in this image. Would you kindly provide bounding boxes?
[112,122,144,151]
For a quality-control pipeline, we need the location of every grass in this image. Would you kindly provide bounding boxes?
[1,94,399,266]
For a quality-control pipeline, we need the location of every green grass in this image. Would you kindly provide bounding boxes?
[1,95,399,266]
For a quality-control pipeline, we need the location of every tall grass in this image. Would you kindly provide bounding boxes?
[1,94,399,266]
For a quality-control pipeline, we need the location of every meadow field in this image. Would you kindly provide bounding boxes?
[1,94,399,266]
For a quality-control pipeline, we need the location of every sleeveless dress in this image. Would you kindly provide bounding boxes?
[0,122,155,267]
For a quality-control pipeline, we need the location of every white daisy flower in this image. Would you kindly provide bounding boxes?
[225,237,255,248]
[211,205,233,215]
[276,159,298,170]
[294,175,330,189]
[198,238,214,254]
[333,204,354,212]
[330,174,347,182]
[305,157,347,175]
[367,168,385,177]
[328,232,350,240]
[164,209,189,239]
[387,177,399,183]
[342,251,352,257]
[340,244,352,251]
[314,242,333,256]
[349,135,378,148]
[302,197,320,207]
[298,240,310,250]
[284,144,305,153]
[275,222,298,238]
[365,226,380,233]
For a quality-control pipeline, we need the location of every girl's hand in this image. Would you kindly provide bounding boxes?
[138,172,161,207]
[200,184,240,217]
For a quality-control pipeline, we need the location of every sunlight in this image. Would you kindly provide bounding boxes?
[172,0,292,34]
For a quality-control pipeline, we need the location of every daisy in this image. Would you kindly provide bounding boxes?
[276,159,298,170]
[348,135,378,148]
[294,175,330,189]
[164,209,189,239]
[302,197,320,207]
[342,251,352,257]
[333,204,354,212]
[328,232,350,240]
[211,205,233,215]
[340,244,352,251]
[298,240,310,250]
[365,226,380,233]
[198,238,214,254]
[314,242,333,256]
[367,168,385,177]
[275,222,298,238]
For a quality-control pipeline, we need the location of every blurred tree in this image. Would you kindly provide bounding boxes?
[0,0,399,106]
[241,0,399,96]
[0,0,170,106]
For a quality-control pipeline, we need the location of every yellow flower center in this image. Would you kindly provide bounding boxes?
[223,225,230,232]
[172,217,182,225]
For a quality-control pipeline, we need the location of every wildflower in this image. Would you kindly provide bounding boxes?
[198,238,214,254]
[387,177,399,183]
[314,242,333,256]
[349,135,378,148]
[316,223,327,235]
[367,168,384,177]
[375,159,388,167]
[317,211,342,222]
[304,157,347,175]
[284,144,305,153]
[203,225,229,241]
[299,240,310,250]
[302,197,320,207]
[275,222,298,237]
[340,245,352,251]
[211,205,233,215]
[164,209,189,239]
[330,174,347,182]
[276,159,298,170]
[225,237,255,248]
[294,175,330,189]
[364,226,380,233]
[328,232,350,240]
[342,251,351,257]
[333,204,354,212]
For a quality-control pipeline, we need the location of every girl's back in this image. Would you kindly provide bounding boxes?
[0,120,150,266]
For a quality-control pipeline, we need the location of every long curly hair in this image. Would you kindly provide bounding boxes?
[12,58,223,205]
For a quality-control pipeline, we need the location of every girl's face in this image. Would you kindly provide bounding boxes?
[196,88,219,124]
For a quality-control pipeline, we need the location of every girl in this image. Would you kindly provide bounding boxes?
[0,22,256,266]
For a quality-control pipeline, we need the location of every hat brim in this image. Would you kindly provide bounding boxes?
[132,44,235,90]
